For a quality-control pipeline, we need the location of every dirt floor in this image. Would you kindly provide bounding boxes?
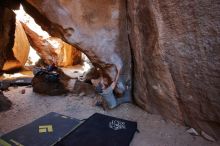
[0,86,219,146]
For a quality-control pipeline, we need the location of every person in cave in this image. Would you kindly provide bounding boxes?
[89,66,130,109]
[91,73,119,109]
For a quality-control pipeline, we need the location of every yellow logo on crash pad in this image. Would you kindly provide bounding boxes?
[39,125,53,133]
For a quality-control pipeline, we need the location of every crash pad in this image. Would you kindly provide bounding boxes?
[0,112,80,146]
[55,113,138,146]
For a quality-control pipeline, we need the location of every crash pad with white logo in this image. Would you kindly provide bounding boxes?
[55,113,138,146]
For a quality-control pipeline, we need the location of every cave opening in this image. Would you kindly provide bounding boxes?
[1,5,92,82]
[1,3,133,111]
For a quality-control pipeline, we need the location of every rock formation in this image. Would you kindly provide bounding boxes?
[0,0,219,140]
[21,0,132,94]
[22,23,82,67]
[32,69,70,96]
[0,6,16,71]
[57,41,82,67]
[2,20,30,71]
[0,91,12,112]
[128,0,220,139]
[21,22,58,65]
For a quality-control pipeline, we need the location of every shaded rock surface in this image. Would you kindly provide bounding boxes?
[32,69,69,96]
[128,0,220,139]
[72,80,96,98]
[0,91,12,112]
[0,6,16,71]
[0,0,21,10]
[0,80,11,91]
[32,74,67,96]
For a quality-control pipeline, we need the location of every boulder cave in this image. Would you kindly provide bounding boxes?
[0,0,219,143]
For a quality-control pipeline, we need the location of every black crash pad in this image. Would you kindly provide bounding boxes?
[55,113,138,146]
[0,77,32,91]
[10,77,32,86]
[0,112,80,146]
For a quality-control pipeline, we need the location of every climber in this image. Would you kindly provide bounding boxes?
[92,75,119,109]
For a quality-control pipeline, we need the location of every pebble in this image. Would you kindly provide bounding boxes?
[21,89,26,94]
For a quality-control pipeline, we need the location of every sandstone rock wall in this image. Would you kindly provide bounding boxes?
[128,0,220,139]
[0,0,219,140]
[22,23,82,67]
[58,41,82,67]
[21,0,131,90]
[22,22,58,65]
[0,6,16,71]
[3,20,30,71]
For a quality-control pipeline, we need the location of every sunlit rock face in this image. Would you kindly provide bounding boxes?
[0,91,12,112]
[128,0,220,139]
[22,22,82,67]
[21,0,131,91]
[57,41,82,67]
[15,6,82,67]
[3,20,30,71]
[21,22,58,65]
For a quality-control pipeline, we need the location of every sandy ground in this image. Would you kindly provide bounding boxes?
[61,65,89,79]
[0,87,219,146]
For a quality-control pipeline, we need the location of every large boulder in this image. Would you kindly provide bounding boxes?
[128,0,220,139]
[0,6,16,71]
[2,20,30,71]
[0,0,21,10]
[32,69,69,96]
[21,23,58,65]
[22,23,82,67]
[0,91,12,112]
[21,0,132,95]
